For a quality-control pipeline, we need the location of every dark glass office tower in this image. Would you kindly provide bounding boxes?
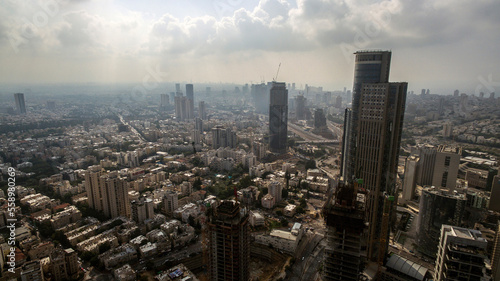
[14,93,26,114]
[269,82,288,154]
[341,51,407,261]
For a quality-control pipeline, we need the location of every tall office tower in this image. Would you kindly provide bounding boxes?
[426,89,430,95]
[292,83,296,90]
[269,82,288,154]
[170,92,175,103]
[251,83,270,113]
[186,84,195,119]
[163,190,178,216]
[195,117,203,133]
[492,223,500,280]
[414,144,437,186]
[186,98,194,119]
[21,260,44,281]
[160,93,169,110]
[460,93,468,112]
[192,130,201,145]
[84,165,104,212]
[490,92,496,100]
[131,197,154,223]
[208,200,249,281]
[175,83,181,93]
[100,171,131,219]
[442,122,452,138]
[198,101,207,120]
[211,125,237,149]
[47,100,56,110]
[335,95,342,108]
[314,108,327,129]
[432,145,461,190]
[295,95,306,120]
[421,89,426,96]
[268,181,283,203]
[480,92,485,99]
[341,50,407,261]
[489,175,500,212]
[323,181,367,281]
[417,187,466,257]
[340,108,352,179]
[14,93,26,114]
[453,89,459,97]
[401,156,419,203]
[434,225,491,281]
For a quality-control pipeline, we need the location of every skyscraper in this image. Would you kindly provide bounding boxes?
[199,101,207,120]
[211,125,237,149]
[163,190,178,216]
[84,165,104,212]
[295,95,306,120]
[208,200,249,281]
[432,145,461,190]
[269,82,288,154]
[100,171,131,219]
[401,155,419,203]
[160,93,169,110]
[186,84,195,119]
[341,50,407,261]
[14,93,26,114]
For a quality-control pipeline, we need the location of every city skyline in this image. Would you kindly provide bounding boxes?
[1,0,499,94]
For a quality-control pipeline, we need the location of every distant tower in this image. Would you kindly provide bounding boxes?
[160,93,169,110]
[323,181,367,280]
[434,225,491,281]
[211,125,237,149]
[269,82,288,154]
[186,84,194,119]
[314,108,327,129]
[199,101,207,120]
[295,95,306,120]
[14,93,26,114]
[453,89,459,97]
[195,117,203,133]
[175,95,187,121]
[488,174,500,212]
[84,165,104,212]
[442,122,452,138]
[47,100,56,110]
[175,83,181,93]
[417,187,466,257]
[208,200,249,281]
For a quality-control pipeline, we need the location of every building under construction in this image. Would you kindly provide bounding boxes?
[208,200,249,281]
[323,180,367,281]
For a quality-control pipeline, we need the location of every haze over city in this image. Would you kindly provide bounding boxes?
[1,0,500,94]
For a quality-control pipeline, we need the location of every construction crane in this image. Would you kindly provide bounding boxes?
[273,63,281,82]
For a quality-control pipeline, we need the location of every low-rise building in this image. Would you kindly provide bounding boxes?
[255,229,302,255]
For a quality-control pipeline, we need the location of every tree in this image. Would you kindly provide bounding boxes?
[280,218,289,227]
[296,206,305,214]
[305,160,316,170]
[239,176,252,189]
[282,189,289,199]
[276,210,283,217]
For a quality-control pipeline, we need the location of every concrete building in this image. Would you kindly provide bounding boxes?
[101,171,131,219]
[160,93,169,110]
[208,200,249,281]
[255,228,302,255]
[84,165,104,213]
[443,122,453,138]
[199,101,207,120]
[314,108,327,129]
[492,223,500,281]
[114,264,136,281]
[323,181,367,281]
[432,145,461,190]
[417,187,466,257]
[163,190,178,216]
[402,156,419,203]
[261,194,275,209]
[14,93,27,114]
[20,260,43,281]
[131,197,155,223]
[269,82,288,154]
[465,168,489,189]
[211,125,237,149]
[434,225,491,281]
[268,181,283,203]
[415,145,437,186]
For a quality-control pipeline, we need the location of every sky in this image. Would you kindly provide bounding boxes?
[1,0,499,94]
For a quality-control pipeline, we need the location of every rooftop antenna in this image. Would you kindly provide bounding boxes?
[273,63,281,82]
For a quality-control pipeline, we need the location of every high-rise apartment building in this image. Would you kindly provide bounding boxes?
[341,50,407,261]
[211,125,237,149]
[14,93,26,114]
[269,82,288,154]
[208,200,249,281]
[413,144,436,186]
[323,181,367,281]
[163,190,178,216]
[131,197,155,223]
[100,171,131,219]
[84,165,105,212]
[432,145,461,190]
[434,225,491,281]
[417,187,466,257]
[268,181,282,203]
